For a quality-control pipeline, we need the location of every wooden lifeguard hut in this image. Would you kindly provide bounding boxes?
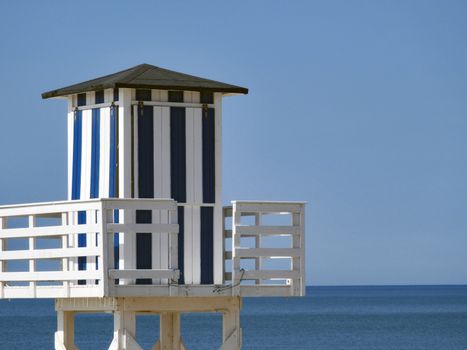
[0,64,306,349]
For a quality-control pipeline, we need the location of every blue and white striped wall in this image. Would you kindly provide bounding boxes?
[67,89,223,285]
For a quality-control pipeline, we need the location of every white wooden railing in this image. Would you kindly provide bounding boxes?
[223,201,306,297]
[0,198,178,299]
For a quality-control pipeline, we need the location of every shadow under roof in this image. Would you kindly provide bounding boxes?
[42,63,248,99]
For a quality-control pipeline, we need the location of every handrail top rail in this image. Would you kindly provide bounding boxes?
[0,198,176,211]
[230,200,307,205]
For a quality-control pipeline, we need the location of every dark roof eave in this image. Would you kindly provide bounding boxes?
[42,83,248,99]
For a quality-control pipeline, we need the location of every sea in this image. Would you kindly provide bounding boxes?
[0,285,466,349]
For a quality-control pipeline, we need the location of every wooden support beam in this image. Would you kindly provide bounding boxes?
[55,311,77,350]
[221,297,242,350]
[109,299,143,350]
[158,312,182,350]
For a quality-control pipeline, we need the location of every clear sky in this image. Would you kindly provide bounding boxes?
[0,0,466,286]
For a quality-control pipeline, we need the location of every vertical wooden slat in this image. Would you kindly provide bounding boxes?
[28,215,36,296]
[232,203,241,295]
[254,213,262,285]
[61,212,70,297]
[292,209,302,296]
[0,217,5,298]
[98,202,109,297]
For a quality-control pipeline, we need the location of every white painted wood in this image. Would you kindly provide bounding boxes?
[81,109,92,202]
[0,247,101,260]
[236,225,301,236]
[235,248,300,258]
[100,107,111,198]
[106,223,178,233]
[55,311,77,350]
[183,206,193,284]
[161,107,171,198]
[152,208,162,285]
[108,269,179,280]
[193,108,203,204]
[0,224,102,239]
[192,206,201,284]
[133,104,139,198]
[0,217,5,298]
[185,108,194,203]
[119,89,135,285]
[0,270,102,282]
[214,93,223,284]
[242,270,301,280]
[67,98,74,200]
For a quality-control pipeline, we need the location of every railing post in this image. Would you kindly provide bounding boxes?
[169,203,178,272]
[28,215,36,297]
[232,202,241,296]
[61,212,70,298]
[292,205,305,296]
[99,200,109,297]
[0,217,5,299]
[254,213,261,285]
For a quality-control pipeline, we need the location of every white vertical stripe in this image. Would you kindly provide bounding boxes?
[99,108,110,198]
[184,206,193,284]
[133,105,139,198]
[183,91,192,103]
[119,88,135,280]
[152,209,161,284]
[67,99,73,200]
[104,89,113,103]
[161,107,171,198]
[185,108,195,203]
[192,91,200,103]
[192,205,201,284]
[193,108,203,204]
[154,106,163,197]
[160,90,168,102]
[151,89,161,102]
[81,110,92,201]
[214,93,223,284]
[160,209,169,284]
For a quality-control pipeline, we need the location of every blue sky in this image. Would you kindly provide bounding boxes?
[0,0,466,285]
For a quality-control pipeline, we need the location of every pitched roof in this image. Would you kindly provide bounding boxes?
[42,64,248,99]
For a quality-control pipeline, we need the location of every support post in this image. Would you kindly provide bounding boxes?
[221,297,242,350]
[156,312,183,350]
[55,311,77,350]
[108,299,143,350]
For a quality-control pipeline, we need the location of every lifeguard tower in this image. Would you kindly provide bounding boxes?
[0,64,306,349]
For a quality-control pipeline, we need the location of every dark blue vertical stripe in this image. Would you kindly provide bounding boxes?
[137,106,154,283]
[170,107,186,203]
[138,106,154,198]
[90,109,100,199]
[202,108,215,203]
[136,210,152,285]
[200,207,214,284]
[71,111,82,200]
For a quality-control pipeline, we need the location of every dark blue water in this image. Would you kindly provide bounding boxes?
[1,286,467,349]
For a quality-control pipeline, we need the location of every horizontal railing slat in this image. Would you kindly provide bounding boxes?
[106,223,178,234]
[108,269,180,280]
[0,270,102,282]
[236,225,300,236]
[0,224,101,239]
[234,248,301,258]
[0,247,101,261]
[242,270,301,280]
